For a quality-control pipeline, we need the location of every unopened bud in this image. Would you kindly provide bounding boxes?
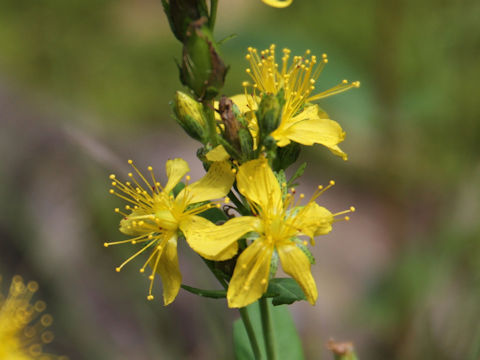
[180,18,228,101]
[173,91,207,142]
[256,92,283,135]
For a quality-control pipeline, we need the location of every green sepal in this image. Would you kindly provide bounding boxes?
[293,238,315,265]
[264,278,307,306]
[174,113,207,142]
[239,127,254,161]
[272,141,301,171]
[274,169,288,200]
[287,162,307,188]
[269,250,279,280]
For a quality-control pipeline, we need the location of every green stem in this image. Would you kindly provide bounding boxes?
[209,0,218,30]
[259,298,277,360]
[239,307,262,360]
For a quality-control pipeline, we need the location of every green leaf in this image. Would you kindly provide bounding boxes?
[266,278,307,306]
[181,284,226,299]
[233,300,305,360]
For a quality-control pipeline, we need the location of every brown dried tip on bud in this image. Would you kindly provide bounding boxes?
[219,96,241,150]
[326,339,355,355]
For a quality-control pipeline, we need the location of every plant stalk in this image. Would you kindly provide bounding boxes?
[259,298,277,360]
[239,307,262,360]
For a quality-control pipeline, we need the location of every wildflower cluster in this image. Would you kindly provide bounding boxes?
[106,42,358,307]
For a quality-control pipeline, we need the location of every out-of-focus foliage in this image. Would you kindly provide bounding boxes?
[0,0,479,359]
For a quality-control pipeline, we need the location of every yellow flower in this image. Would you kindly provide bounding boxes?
[106,159,235,305]
[236,45,360,160]
[185,158,354,308]
[261,0,293,8]
[0,275,67,360]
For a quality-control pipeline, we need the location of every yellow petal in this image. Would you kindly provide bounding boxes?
[227,238,273,308]
[277,241,317,305]
[206,145,230,162]
[181,215,258,261]
[261,0,293,8]
[179,161,234,204]
[295,202,333,238]
[237,159,282,213]
[273,105,348,160]
[154,233,182,305]
[230,94,259,113]
[164,158,190,193]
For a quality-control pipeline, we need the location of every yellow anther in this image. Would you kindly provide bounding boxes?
[139,268,145,273]
[115,208,120,213]
[147,166,153,171]
[149,275,154,280]
[329,180,335,186]
[300,193,305,199]
[109,174,116,179]
[128,159,133,164]
[115,267,121,272]
[131,240,136,244]
[103,243,109,247]
[147,295,154,301]
[128,172,133,177]
[345,216,350,221]
[186,175,191,181]
[109,189,114,194]
[303,240,308,246]
[111,181,117,186]
[350,206,356,212]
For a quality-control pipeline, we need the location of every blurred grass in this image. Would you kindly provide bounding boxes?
[0,0,479,359]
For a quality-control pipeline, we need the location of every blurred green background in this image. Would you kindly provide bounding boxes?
[1,0,479,359]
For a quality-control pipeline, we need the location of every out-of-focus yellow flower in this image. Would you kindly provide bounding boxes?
[0,275,67,360]
[236,45,360,160]
[106,159,235,305]
[261,0,293,8]
[185,158,355,308]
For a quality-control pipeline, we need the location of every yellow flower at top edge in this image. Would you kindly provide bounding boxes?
[237,45,360,160]
[183,158,355,308]
[261,0,293,8]
[0,275,67,360]
[106,158,235,305]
